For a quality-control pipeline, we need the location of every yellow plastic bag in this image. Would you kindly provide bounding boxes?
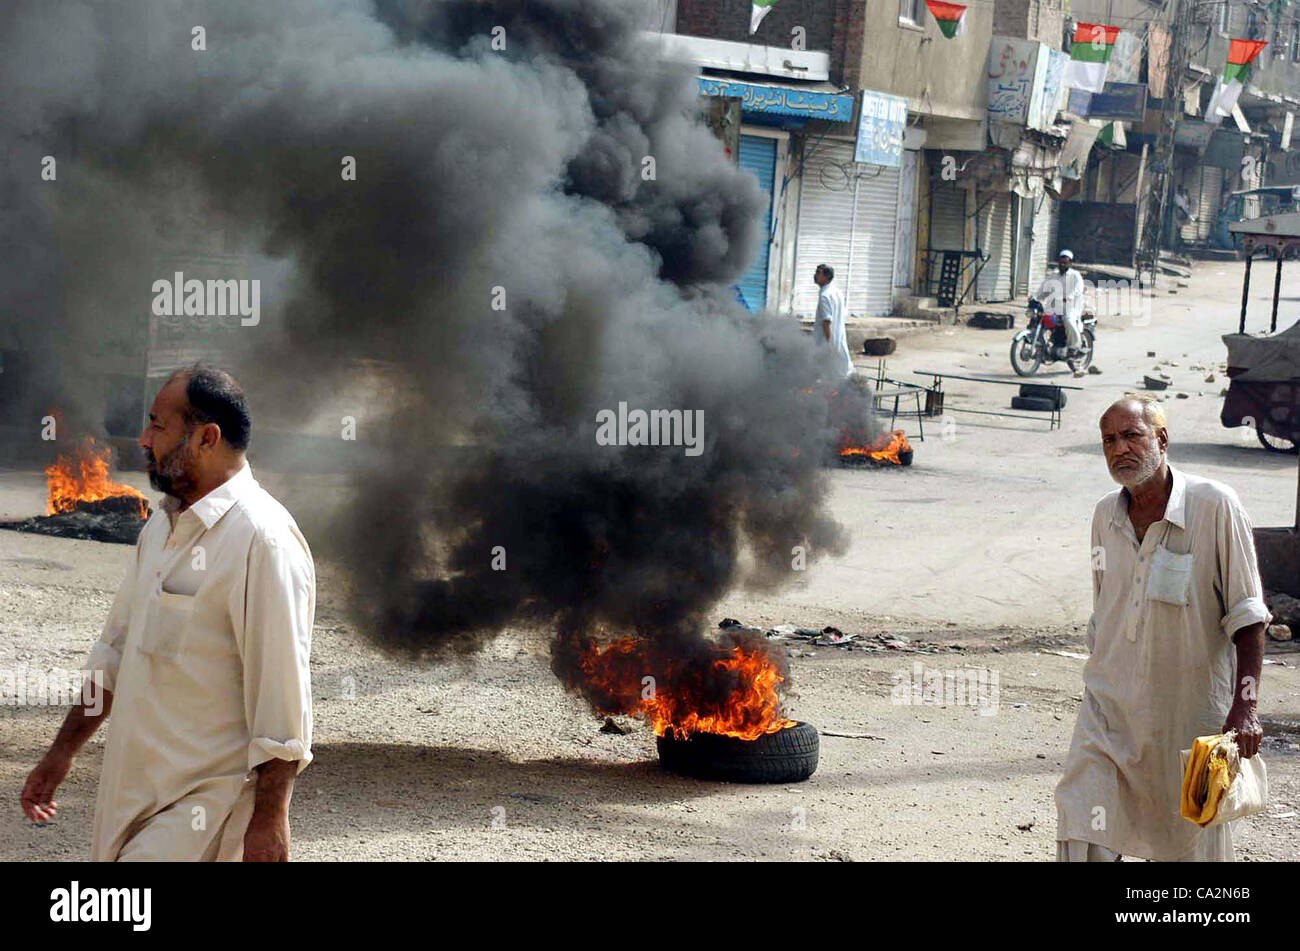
[1179,731,1268,828]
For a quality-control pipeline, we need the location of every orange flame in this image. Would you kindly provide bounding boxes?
[578,637,796,740]
[839,428,911,465]
[45,439,149,519]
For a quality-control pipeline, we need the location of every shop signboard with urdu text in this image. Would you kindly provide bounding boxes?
[854,90,907,168]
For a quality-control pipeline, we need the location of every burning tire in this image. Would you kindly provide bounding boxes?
[656,721,819,784]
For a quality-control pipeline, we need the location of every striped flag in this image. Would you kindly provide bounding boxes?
[750,0,781,33]
[924,0,968,38]
[1064,23,1120,93]
[1207,39,1268,121]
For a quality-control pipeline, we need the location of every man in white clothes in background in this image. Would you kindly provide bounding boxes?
[1032,249,1086,362]
[813,263,854,379]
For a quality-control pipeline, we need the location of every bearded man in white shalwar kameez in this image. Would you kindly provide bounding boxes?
[1055,395,1269,862]
[21,364,315,861]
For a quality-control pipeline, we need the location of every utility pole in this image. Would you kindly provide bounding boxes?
[1135,0,1189,287]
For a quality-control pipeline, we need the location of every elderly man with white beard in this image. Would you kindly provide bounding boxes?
[1055,395,1269,861]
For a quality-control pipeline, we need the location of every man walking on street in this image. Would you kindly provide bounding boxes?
[21,363,315,861]
[1055,395,1269,861]
[813,264,853,379]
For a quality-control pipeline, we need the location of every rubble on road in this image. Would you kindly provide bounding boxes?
[718,617,964,654]
[967,311,1015,330]
[1266,592,1300,629]
[812,628,857,646]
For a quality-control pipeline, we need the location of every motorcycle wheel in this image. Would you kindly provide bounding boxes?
[1010,331,1041,376]
[1067,330,1096,373]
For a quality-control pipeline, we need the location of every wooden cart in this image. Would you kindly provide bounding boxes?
[1226,213,1300,596]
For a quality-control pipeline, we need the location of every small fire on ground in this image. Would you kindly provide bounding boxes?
[578,637,797,741]
[839,428,913,466]
[45,439,149,519]
[0,438,151,545]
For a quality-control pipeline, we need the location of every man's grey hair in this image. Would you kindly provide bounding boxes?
[1108,393,1168,432]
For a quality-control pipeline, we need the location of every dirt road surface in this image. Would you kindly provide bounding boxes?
[2,260,1297,860]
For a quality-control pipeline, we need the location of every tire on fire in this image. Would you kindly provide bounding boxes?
[656,721,819,783]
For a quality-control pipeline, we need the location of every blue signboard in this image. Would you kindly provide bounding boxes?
[854,90,908,168]
[696,78,854,123]
[1066,82,1146,122]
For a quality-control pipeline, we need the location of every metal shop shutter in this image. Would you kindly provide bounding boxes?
[737,134,777,310]
[792,138,900,317]
[1177,165,1199,242]
[929,181,966,251]
[894,149,919,289]
[1178,164,1223,244]
[1029,194,1059,291]
[1195,167,1222,243]
[976,191,1014,302]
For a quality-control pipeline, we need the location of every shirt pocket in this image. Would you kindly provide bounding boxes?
[1145,545,1193,606]
[138,591,196,662]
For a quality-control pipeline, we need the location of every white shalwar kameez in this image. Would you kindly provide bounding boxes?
[85,464,314,861]
[1055,466,1270,861]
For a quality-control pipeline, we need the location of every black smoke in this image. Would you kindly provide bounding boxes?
[1,0,871,722]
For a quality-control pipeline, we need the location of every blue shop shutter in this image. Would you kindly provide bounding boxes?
[737,135,776,311]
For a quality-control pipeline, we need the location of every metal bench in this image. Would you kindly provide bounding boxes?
[912,370,1083,430]
[865,359,926,441]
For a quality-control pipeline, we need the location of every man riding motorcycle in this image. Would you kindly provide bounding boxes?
[1030,249,1085,364]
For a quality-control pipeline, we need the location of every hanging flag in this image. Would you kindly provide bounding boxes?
[750,0,781,33]
[1096,121,1126,149]
[1059,120,1104,179]
[924,0,968,38]
[1064,22,1121,93]
[1206,39,1269,121]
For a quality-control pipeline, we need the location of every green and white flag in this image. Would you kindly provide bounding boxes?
[750,0,781,33]
[1206,39,1268,122]
[1064,22,1120,94]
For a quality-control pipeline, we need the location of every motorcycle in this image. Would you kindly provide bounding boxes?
[1010,299,1096,377]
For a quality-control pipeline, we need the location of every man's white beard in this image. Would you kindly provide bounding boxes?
[1109,447,1164,487]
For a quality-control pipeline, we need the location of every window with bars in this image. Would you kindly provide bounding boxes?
[899,0,924,25]
[1292,19,1300,61]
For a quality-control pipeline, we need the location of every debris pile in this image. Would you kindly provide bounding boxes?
[719,618,961,655]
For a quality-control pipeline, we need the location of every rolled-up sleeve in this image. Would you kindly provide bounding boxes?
[84,544,140,694]
[239,527,315,774]
[1215,492,1272,637]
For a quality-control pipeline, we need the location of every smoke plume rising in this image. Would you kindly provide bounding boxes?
[2,0,871,724]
